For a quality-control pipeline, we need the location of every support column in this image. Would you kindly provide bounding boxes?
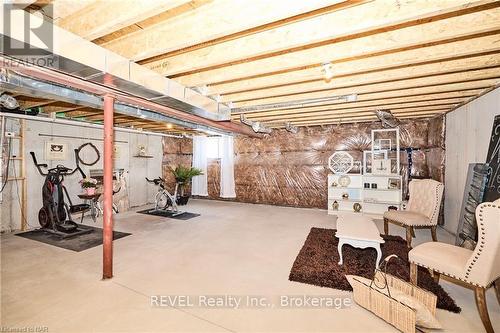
[103,95,114,279]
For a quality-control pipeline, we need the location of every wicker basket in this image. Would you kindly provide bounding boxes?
[349,256,437,333]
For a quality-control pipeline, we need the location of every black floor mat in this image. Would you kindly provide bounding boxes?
[136,209,200,220]
[15,225,131,252]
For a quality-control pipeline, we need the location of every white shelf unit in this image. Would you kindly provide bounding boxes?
[328,173,402,216]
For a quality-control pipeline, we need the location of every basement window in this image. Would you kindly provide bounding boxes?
[206,136,221,159]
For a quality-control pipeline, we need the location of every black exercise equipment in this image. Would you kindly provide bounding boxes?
[30,149,93,238]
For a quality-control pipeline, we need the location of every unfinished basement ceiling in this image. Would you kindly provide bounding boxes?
[24,0,500,127]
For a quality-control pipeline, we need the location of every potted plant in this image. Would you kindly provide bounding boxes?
[79,177,98,195]
[169,165,203,205]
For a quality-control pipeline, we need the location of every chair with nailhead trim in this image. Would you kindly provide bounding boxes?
[408,199,500,333]
[383,179,444,247]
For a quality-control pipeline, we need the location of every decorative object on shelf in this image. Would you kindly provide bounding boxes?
[372,159,391,175]
[331,181,338,187]
[371,183,377,189]
[332,200,339,211]
[328,151,354,174]
[388,178,401,189]
[338,175,351,187]
[342,192,349,200]
[137,144,147,156]
[388,206,398,211]
[352,161,363,174]
[353,202,362,212]
[363,150,388,174]
[364,183,370,188]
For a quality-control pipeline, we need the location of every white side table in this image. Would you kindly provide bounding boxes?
[336,214,385,268]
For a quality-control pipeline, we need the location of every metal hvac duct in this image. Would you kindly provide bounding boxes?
[0,6,241,133]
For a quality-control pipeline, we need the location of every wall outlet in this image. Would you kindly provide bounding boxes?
[5,131,15,137]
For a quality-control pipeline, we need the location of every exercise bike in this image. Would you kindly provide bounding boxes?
[145,177,183,216]
[31,150,93,238]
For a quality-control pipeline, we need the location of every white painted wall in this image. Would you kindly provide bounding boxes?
[1,118,163,232]
[445,87,500,234]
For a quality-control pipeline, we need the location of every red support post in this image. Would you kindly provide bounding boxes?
[103,95,114,279]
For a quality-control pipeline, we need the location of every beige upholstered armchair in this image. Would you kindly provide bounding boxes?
[409,199,500,333]
[383,179,444,247]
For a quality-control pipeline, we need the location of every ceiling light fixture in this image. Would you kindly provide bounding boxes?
[321,62,334,82]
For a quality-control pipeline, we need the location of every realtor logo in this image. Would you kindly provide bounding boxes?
[1,2,57,67]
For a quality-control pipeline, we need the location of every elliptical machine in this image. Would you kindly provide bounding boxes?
[30,150,93,238]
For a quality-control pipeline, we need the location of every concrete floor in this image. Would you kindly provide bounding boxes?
[1,199,499,333]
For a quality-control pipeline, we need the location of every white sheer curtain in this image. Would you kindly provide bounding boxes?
[191,136,208,196]
[219,135,236,198]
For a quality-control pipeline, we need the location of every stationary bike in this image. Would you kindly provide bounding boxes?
[145,177,183,216]
[31,150,93,237]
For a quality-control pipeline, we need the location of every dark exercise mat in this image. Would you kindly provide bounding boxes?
[15,225,131,252]
[136,209,200,220]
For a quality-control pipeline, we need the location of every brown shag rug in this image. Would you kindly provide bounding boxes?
[289,227,461,313]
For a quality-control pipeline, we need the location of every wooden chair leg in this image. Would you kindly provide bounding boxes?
[384,218,389,235]
[405,226,412,248]
[410,226,415,237]
[410,262,418,285]
[474,287,494,333]
[430,269,440,283]
[495,278,500,307]
[431,225,438,242]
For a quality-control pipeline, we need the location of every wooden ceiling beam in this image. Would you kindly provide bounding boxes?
[102,0,349,61]
[168,7,500,83]
[43,105,87,113]
[209,43,500,97]
[18,99,55,109]
[216,54,500,99]
[285,111,443,127]
[57,0,194,41]
[247,106,451,123]
[231,74,500,108]
[240,104,459,123]
[83,114,128,121]
[235,99,466,121]
[231,88,482,115]
[232,91,476,118]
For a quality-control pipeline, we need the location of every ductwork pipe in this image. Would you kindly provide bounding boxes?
[0,58,261,138]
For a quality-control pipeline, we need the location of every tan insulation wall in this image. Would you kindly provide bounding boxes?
[162,116,445,210]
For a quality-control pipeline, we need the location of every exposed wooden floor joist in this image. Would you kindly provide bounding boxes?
[23,0,500,127]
